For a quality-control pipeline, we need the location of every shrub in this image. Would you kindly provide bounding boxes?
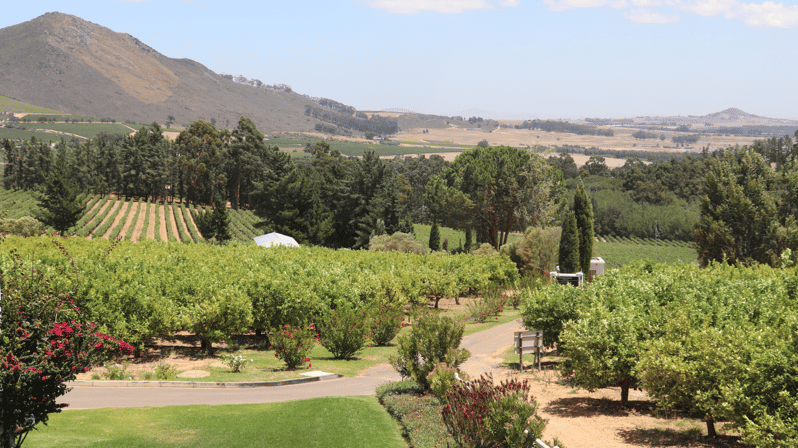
[314,305,370,359]
[442,374,546,448]
[154,361,178,379]
[389,311,470,390]
[466,287,506,323]
[369,303,405,346]
[219,353,252,373]
[269,324,316,370]
[502,226,561,277]
[369,232,428,254]
[428,363,462,401]
[103,361,132,380]
[471,243,498,256]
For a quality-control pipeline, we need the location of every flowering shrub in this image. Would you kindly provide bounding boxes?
[220,353,252,373]
[442,374,546,448]
[268,324,316,370]
[369,303,405,346]
[466,287,506,323]
[313,305,370,360]
[0,242,134,448]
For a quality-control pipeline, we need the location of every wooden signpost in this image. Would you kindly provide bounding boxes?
[514,330,543,371]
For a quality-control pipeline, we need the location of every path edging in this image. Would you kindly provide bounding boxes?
[68,373,342,389]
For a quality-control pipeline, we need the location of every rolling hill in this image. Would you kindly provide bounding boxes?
[0,12,321,133]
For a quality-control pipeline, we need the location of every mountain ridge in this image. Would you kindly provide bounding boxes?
[0,12,316,132]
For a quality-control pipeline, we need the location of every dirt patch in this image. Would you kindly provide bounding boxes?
[158,203,168,241]
[101,199,129,239]
[131,201,147,243]
[488,364,742,448]
[118,200,139,240]
[146,202,157,240]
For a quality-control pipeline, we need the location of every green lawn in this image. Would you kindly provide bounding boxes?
[26,397,405,448]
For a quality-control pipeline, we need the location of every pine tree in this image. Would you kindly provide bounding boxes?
[558,211,580,273]
[574,183,595,275]
[37,163,84,234]
[429,221,441,251]
[211,194,231,244]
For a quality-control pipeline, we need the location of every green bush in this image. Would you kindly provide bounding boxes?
[427,363,461,401]
[389,311,470,390]
[314,305,371,359]
[502,226,561,277]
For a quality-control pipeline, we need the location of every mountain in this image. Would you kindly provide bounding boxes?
[0,12,317,132]
[704,108,759,120]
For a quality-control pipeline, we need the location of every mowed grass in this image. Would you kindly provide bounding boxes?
[26,397,405,448]
[595,240,697,269]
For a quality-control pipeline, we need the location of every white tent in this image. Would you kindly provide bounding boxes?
[253,232,299,248]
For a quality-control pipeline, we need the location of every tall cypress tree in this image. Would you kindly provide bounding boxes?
[429,221,441,251]
[574,183,595,275]
[211,194,231,244]
[558,211,580,273]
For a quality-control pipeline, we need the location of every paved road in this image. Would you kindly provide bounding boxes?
[61,318,525,409]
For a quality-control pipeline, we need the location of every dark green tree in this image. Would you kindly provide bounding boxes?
[558,211,580,273]
[574,183,594,275]
[36,162,84,233]
[442,145,562,250]
[694,148,779,266]
[429,221,441,251]
[211,194,231,244]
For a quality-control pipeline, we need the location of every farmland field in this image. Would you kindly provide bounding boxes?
[12,122,139,139]
[595,238,697,269]
[0,94,62,114]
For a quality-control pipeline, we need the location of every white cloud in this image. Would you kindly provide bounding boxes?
[543,0,798,27]
[542,0,613,12]
[623,7,681,22]
[367,0,521,13]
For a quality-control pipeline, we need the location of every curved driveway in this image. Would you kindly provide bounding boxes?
[61,318,524,409]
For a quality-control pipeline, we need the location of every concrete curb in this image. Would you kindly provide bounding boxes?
[68,373,342,389]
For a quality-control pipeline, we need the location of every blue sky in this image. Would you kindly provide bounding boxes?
[2,0,797,119]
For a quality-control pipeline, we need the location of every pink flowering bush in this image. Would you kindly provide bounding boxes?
[268,324,316,370]
[1,243,133,448]
[369,303,405,346]
[313,304,370,360]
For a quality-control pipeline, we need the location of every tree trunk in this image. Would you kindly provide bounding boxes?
[620,381,630,405]
[706,418,717,438]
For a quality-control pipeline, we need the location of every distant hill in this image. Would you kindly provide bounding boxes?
[704,108,759,120]
[0,12,325,132]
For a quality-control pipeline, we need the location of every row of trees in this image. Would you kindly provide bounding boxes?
[522,262,798,445]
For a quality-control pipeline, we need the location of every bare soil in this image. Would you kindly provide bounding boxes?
[146,201,157,240]
[131,201,147,243]
[102,198,129,239]
[118,200,139,239]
